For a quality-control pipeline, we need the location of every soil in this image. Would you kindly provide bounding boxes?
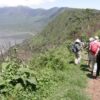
[82,51,100,100]
[86,77,100,100]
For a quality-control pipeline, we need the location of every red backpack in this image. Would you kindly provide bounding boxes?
[89,41,100,55]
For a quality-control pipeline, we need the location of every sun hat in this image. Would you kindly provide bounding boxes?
[89,37,94,42]
[75,39,81,43]
[94,36,99,40]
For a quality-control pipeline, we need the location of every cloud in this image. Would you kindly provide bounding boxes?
[0,0,57,7]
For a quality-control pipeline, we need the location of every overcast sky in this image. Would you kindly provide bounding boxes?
[0,0,100,10]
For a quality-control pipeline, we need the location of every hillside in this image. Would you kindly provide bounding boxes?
[23,8,100,55]
[40,9,100,42]
[1,8,100,99]
[0,6,65,34]
[0,45,90,100]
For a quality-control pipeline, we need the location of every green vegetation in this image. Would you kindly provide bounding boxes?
[1,8,100,99]
[0,57,37,99]
[24,9,100,55]
[0,46,90,100]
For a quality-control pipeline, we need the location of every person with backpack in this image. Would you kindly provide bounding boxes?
[88,37,95,72]
[89,37,100,78]
[71,39,82,64]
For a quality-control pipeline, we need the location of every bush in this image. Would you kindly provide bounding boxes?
[0,57,37,99]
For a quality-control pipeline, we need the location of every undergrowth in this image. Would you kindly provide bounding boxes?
[0,46,90,100]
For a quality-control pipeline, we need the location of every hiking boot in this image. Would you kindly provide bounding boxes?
[93,72,96,77]
[95,76,100,80]
[93,76,97,79]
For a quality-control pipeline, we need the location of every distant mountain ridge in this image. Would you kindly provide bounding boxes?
[0,6,65,34]
[0,6,57,16]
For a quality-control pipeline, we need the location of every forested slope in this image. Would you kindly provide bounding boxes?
[24,9,100,54]
[0,8,100,99]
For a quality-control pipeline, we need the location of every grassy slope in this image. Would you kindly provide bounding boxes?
[24,9,100,99]
[26,9,100,54]
[0,45,90,100]
[29,45,90,100]
[3,8,100,99]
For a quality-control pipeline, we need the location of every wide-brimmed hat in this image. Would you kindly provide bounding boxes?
[89,37,94,42]
[75,39,81,43]
[94,36,99,40]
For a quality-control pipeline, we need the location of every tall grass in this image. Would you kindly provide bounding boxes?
[30,46,90,100]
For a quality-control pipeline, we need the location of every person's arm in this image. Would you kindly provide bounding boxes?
[89,43,91,51]
[95,48,100,57]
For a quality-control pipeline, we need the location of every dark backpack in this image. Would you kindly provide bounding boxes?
[71,42,81,53]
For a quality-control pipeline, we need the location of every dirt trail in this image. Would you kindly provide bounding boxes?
[82,51,100,100]
[86,78,100,100]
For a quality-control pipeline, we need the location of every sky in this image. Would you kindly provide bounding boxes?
[0,0,100,10]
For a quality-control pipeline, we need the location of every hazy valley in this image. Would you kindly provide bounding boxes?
[0,6,65,51]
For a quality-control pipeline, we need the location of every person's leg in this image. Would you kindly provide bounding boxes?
[88,52,91,67]
[91,56,96,72]
[97,64,99,76]
[75,53,79,64]
[77,51,81,64]
[96,61,100,76]
[92,56,97,78]
[97,65,100,76]
[93,63,97,77]
[96,51,100,77]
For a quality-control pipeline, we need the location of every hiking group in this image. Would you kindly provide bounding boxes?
[71,36,100,79]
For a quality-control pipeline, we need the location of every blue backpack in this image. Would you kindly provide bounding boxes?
[71,42,81,53]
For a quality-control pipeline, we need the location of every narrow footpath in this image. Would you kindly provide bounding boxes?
[86,77,100,100]
[82,51,100,100]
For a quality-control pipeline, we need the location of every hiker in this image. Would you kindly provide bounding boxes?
[94,36,99,42]
[96,46,100,78]
[71,39,82,64]
[94,36,100,78]
[89,37,100,78]
[88,37,95,72]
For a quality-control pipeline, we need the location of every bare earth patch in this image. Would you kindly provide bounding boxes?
[86,78,100,100]
[82,51,100,100]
